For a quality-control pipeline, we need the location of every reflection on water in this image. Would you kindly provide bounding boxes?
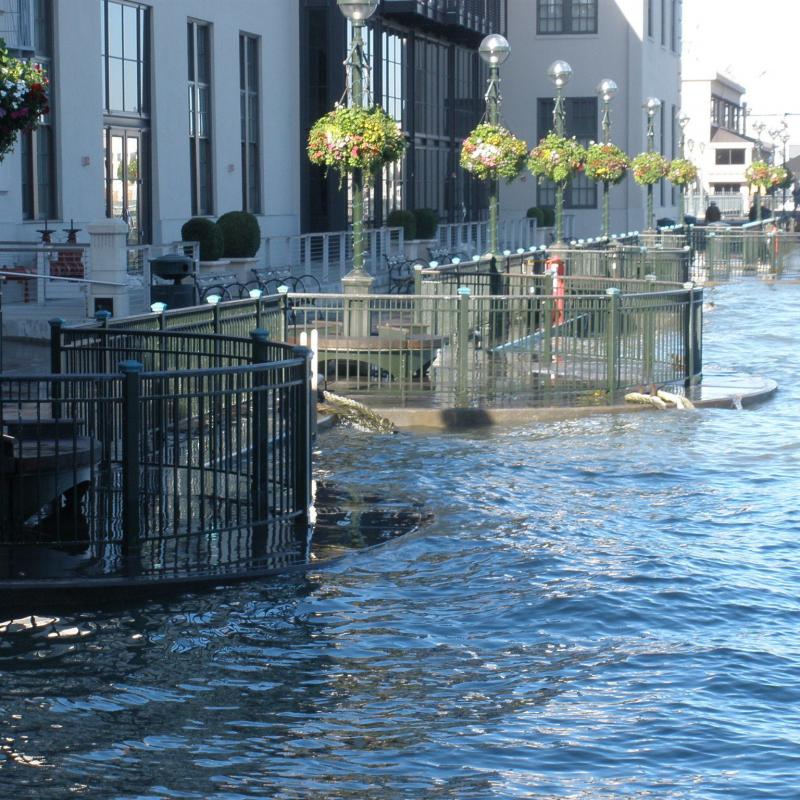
[1,282,799,798]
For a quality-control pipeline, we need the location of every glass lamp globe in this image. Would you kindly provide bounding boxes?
[547,60,573,89]
[596,78,618,103]
[337,0,378,21]
[677,109,690,128]
[479,34,511,66]
[643,97,662,116]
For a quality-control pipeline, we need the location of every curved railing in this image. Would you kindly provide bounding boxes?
[0,326,313,588]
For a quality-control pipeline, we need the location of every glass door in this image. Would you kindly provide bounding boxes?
[104,127,148,244]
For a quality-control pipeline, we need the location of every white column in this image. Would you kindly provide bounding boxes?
[87,219,131,319]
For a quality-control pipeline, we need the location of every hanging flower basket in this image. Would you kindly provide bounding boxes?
[307,105,406,177]
[631,152,669,186]
[583,142,629,185]
[770,165,790,190]
[459,123,528,182]
[745,160,775,192]
[527,133,586,185]
[0,43,49,162]
[666,158,698,187]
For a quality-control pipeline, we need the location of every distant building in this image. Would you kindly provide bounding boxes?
[501,0,682,236]
[681,69,764,217]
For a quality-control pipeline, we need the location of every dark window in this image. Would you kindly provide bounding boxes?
[670,0,678,51]
[102,0,148,114]
[647,0,654,37]
[381,29,406,217]
[660,0,666,45]
[240,33,260,213]
[711,95,743,134]
[711,183,741,194]
[715,148,746,165]
[188,20,213,215]
[22,0,55,220]
[537,0,597,35]
[536,97,597,209]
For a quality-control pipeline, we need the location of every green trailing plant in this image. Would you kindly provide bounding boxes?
[0,41,49,161]
[527,133,586,185]
[412,208,439,240]
[181,217,224,262]
[745,160,777,192]
[667,158,698,186]
[459,123,528,181]
[307,105,406,180]
[217,211,261,258]
[584,142,629,184]
[386,209,416,240]
[631,152,670,185]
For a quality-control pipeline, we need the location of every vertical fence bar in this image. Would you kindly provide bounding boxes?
[0,276,4,373]
[292,345,312,552]
[120,360,142,566]
[456,287,470,405]
[643,274,656,385]
[605,288,621,399]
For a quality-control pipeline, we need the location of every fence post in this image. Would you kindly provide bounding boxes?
[605,288,621,399]
[120,360,142,568]
[0,276,4,373]
[706,232,717,279]
[682,281,696,387]
[541,271,553,372]
[250,329,271,553]
[49,317,64,419]
[643,274,657,385]
[87,219,131,318]
[456,287,471,404]
[292,344,313,553]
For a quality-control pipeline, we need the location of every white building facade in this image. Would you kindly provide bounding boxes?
[500,0,682,237]
[0,0,300,246]
[681,70,766,219]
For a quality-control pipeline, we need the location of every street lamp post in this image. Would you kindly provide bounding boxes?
[781,130,791,212]
[643,97,662,230]
[596,78,618,239]
[548,59,572,243]
[337,0,378,278]
[677,109,690,226]
[752,121,766,222]
[479,34,511,256]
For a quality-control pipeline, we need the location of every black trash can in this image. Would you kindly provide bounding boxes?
[150,254,195,309]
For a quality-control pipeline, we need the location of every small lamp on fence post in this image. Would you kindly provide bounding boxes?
[479,33,511,257]
[337,0,378,279]
[677,109,690,225]
[596,78,618,239]
[643,96,662,231]
[548,59,572,244]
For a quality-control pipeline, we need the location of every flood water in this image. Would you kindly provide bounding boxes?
[2,280,799,798]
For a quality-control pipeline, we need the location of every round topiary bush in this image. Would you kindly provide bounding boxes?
[386,209,416,240]
[217,211,261,258]
[413,208,439,240]
[526,207,545,225]
[540,206,556,227]
[181,217,224,262]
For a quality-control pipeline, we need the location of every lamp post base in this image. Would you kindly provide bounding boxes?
[342,270,374,337]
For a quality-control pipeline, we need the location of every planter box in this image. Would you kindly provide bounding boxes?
[227,257,259,286]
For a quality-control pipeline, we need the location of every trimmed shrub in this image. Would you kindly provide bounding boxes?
[181,217,224,262]
[386,208,416,240]
[413,208,439,240]
[217,211,261,258]
[540,206,556,227]
[526,207,545,226]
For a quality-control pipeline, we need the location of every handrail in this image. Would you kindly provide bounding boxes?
[0,270,125,287]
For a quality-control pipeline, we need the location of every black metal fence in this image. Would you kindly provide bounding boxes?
[0,325,313,587]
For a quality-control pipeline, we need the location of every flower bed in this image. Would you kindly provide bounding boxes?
[667,158,698,186]
[0,43,49,161]
[459,123,528,181]
[631,152,670,185]
[307,105,406,177]
[583,143,629,185]
[527,133,586,185]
